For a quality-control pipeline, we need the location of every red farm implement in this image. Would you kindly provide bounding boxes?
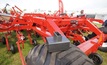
[0,0,107,65]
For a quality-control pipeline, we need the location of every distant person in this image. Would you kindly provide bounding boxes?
[70,13,74,17]
[77,10,86,18]
[80,10,84,15]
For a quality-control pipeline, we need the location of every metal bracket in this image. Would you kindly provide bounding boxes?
[46,32,70,52]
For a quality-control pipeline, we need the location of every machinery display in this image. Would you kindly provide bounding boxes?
[0,0,107,65]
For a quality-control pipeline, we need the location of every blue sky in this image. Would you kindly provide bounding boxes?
[0,0,107,13]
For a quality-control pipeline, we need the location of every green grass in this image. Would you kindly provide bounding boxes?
[0,31,43,65]
[97,51,107,65]
[0,38,107,65]
[0,33,107,65]
[0,36,33,65]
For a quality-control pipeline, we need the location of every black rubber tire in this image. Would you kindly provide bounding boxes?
[10,44,16,54]
[2,37,6,45]
[87,33,96,39]
[87,27,107,39]
[102,20,107,27]
[88,53,103,65]
[84,36,89,41]
[73,41,80,46]
[98,47,107,52]
[32,39,38,46]
[36,33,40,38]
[26,44,94,65]
[99,27,107,34]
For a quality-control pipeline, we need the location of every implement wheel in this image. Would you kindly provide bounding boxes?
[73,41,80,46]
[10,44,16,54]
[36,33,40,38]
[26,44,94,65]
[87,33,96,39]
[98,42,107,52]
[2,37,6,45]
[89,53,103,65]
[32,39,38,46]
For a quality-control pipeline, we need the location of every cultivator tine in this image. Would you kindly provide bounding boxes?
[27,31,33,45]
[15,6,23,13]
[16,42,26,65]
[5,35,10,51]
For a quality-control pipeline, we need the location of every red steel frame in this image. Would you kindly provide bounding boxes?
[54,0,64,16]
[0,0,106,65]
[0,12,105,65]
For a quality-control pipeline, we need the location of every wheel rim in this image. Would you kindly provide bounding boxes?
[89,53,102,65]
[32,40,38,46]
[10,44,15,54]
[92,55,100,64]
[33,40,37,44]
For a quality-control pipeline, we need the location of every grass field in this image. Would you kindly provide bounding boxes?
[0,37,107,65]
[0,32,44,65]
[0,23,107,65]
[0,33,107,65]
